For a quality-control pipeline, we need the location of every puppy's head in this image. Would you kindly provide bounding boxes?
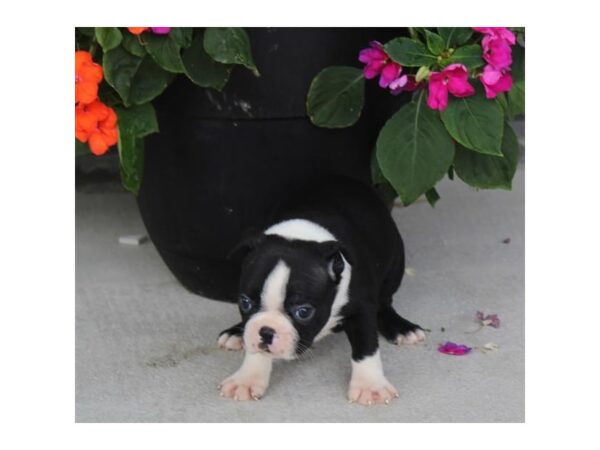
[231,234,351,360]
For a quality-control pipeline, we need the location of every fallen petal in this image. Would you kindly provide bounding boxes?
[438,341,472,356]
[478,342,499,353]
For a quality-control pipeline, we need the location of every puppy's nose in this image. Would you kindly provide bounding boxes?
[259,326,275,345]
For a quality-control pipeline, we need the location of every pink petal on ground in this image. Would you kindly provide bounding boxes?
[438,341,472,356]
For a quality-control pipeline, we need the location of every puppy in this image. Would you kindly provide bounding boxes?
[217,177,425,405]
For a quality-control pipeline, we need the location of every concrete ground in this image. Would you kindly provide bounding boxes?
[76,165,524,423]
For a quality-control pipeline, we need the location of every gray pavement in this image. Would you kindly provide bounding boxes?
[76,165,524,422]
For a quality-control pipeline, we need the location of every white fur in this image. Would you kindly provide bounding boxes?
[217,333,243,350]
[244,311,298,359]
[244,260,298,359]
[395,329,426,345]
[219,351,273,401]
[265,219,336,242]
[348,350,398,405]
[261,260,290,311]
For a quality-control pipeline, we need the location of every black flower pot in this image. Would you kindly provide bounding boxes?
[137,28,409,302]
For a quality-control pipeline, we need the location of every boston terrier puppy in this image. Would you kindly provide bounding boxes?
[217,177,425,405]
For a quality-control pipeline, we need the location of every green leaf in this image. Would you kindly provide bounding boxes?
[204,27,259,77]
[307,66,365,128]
[121,32,147,57]
[376,91,455,205]
[508,80,525,116]
[424,30,445,55]
[97,81,122,107]
[77,27,95,37]
[507,45,524,116]
[95,27,122,52]
[371,148,387,185]
[143,33,185,73]
[425,187,440,207]
[118,129,144,195]
[437,28,473,48]
[182,32,232,91]
[128,57,173,105]
[103,47,144,106]
[454,123,519,189]
[114,103,159,138]
[511,44,525,82]
[443,44,484,69]
[496,92,509,114]
[384,37,437,67]
[448,165,454,180]
[169,28,193,48]
[440,87,504,156]
[104,48,172,106]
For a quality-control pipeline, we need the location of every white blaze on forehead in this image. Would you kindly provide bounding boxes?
[265,219,336,242]
[260,260,291,311]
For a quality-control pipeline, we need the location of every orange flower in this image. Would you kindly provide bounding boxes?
[128,27,149,35]
[75,100,119,156]
[75,50,103,105]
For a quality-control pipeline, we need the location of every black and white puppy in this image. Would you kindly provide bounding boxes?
[217,177,425,405]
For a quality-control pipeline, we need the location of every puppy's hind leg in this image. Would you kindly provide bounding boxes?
[377,303,426,346]
[376,236,425,345]
[217,322,245,351]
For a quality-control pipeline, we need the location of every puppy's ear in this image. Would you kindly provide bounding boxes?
[319,241,354,283]
[227,232,266,261]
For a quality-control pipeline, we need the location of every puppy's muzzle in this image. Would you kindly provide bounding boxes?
[244,311,298,359]
[258,326,275,351]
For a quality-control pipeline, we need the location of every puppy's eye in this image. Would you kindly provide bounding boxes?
[239,295,254,313]
[292,305,315,323]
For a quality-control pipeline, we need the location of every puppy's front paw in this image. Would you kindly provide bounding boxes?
[395,328,426,346]
[348,378,399,405]
[219,373,268,401]
[217,332,244,351]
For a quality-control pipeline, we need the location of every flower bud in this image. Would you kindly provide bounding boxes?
[416,66,431,83]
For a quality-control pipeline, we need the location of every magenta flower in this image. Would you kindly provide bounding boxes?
[438,341,472,356]
[358,41,389,80]
[379,62,403,88]
[151,27,172,35]
[480,65,513,99]
[482,35,513,70]
[427,64,475,111]
[473,27,516,45]
[358,41,407,93]
[476,311,501,328]
[391,75,420,96]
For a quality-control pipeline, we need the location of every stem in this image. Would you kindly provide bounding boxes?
[408,27,421,41]
[89,38,98,59]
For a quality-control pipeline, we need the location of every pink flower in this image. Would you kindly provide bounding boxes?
[476,311,501,328]
[474,27,516,72]
[151,27,171,35]
[358,41,389,80]
[480,65,513,99]
[438,341,472,356]
[358,41,406,93]
[390,75,420,96]
[379,62,403,88]
[427,64,475,111]
[482,35,513,70]
[473,27,516,45]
